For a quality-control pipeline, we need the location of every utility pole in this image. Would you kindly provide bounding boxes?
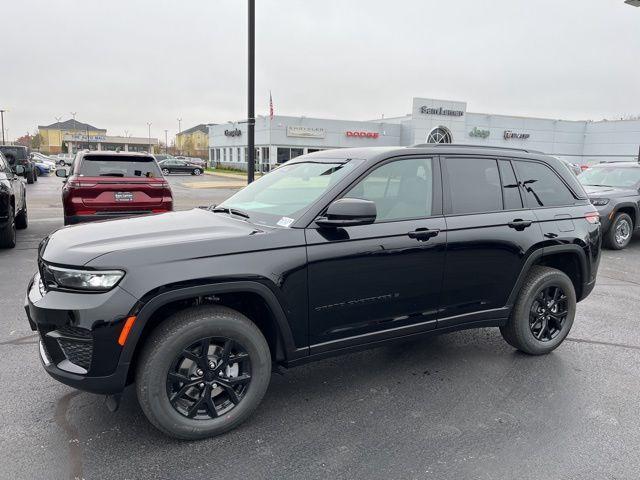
[70,112,77,154]
[177,118,182,155]
[164,129,168,154]
[247,0,256,184]
[0,109,6,145]
[147,122,152,153]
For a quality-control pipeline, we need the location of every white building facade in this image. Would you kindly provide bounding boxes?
[209,97,640,170]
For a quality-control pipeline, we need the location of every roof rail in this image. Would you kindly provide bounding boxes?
[410,143,544,154]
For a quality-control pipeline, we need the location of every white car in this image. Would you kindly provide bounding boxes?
[30,152,57,169]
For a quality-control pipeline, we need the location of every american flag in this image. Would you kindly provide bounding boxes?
[269,91,274,119]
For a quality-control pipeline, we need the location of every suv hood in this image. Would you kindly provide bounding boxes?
[41,208,271,266]
[582,185,638,198]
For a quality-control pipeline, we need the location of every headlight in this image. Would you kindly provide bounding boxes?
[590,198,610,207]
[47,265,125,291]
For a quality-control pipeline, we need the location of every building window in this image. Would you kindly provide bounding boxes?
[427,126,452,144]
[261,147,270,162]
[307,148,322,154]
[277,147,291,164]
[291,148,303,159]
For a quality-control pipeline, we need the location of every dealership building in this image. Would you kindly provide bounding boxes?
[209,97,640,170]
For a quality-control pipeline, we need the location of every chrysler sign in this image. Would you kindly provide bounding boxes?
[287,126,326,138]
[420,106,464,117]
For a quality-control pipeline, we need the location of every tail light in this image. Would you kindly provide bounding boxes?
[149,181,170,188]
[584,211,600,224]
[67,180,97,188]
[580,165,590,172]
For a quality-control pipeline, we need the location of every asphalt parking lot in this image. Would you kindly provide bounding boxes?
[2,175,640,480]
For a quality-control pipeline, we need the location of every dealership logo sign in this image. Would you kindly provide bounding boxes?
[346,131,380,139]
[419,106,464,117]
[287,126,326,138]
[504,130,530,140]
[469,127,490,139]
[224,128,242,137]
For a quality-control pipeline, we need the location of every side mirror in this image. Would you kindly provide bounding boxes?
[316,198,377,228]
[55,168,68,178]
[13,165,25,175]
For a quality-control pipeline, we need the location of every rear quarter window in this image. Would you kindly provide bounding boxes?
[78,155,162,178]
[513,160,577,208]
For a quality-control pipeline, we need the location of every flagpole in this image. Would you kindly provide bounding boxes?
[247,0,256,184]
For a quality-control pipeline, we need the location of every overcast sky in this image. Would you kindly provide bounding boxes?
[1,0,638,141]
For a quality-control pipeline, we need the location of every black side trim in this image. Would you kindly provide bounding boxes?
[119,281,306,368]
[288,318,505,367]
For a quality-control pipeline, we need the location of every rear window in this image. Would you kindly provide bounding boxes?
[78,155,162,178]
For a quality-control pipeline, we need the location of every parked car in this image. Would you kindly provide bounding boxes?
[33,160,51,176]
[26,145,601,439]
[55,151,173,225]
[558,158,582,176]
[0,145,37,184]
[30,152,57,169]
[55,153,75,166]
[579,161,640,249]
[153,154,176,162]
[158,158,204,175]
[0,151,28,248]
[176,155,206,167]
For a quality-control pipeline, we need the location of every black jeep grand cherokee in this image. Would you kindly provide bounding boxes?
[25,145,601,439]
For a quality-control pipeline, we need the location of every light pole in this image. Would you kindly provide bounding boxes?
[147,122,152,153]
[70,112,77,153]
[164,130,168,154]
[247,0,256,184]
[176,118,182,155]
[0,109,6,145]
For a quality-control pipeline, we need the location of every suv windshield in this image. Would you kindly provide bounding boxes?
[580,165,640,188]
[219,160,360,227]
[78,155,162,178]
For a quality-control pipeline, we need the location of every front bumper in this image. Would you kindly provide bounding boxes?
[25,272,138,394]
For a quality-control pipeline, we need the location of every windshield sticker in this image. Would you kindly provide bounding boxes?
[276,217,295,228]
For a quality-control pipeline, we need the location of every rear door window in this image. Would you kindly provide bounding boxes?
[445,157,502,214]
[513,160,577,208]
[498,160,523,210]
[79,155,162,178]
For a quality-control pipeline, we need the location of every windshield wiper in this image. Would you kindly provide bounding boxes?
[209,206,251,219]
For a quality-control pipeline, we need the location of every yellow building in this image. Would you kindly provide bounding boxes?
[38,119,158,154]
[176,124,209,158]
[38,119,107,154]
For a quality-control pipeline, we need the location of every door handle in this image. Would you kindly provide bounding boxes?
[408,228,440,241]
[508,219,533,231]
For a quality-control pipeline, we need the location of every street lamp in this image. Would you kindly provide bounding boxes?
[176,118,182,155]
[164,129,168,154]
[147,122,152,153]
[0,109,6,145]
[70,112,77,153]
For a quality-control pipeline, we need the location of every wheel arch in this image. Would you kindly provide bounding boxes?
[120,281,304,381]
[507,245,589,306]
[612,203,637,229]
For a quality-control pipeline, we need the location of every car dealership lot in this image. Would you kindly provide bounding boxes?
[2,175,640,479]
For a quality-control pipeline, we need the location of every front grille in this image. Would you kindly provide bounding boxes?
[57,338,93,371]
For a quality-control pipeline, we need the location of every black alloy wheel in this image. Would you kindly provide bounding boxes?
[167,337,251,419]
[529,285,568,342]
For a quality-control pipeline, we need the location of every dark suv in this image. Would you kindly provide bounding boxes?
[0,145,37,184]
[25,145,601,439]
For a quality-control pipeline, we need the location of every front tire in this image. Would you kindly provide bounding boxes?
[605,212,633,250]
[26,170,35,184]
[136,306,271,440]
[192,168,202,176]
[15,200,27,230]
[162,168,170,176]
[500,266,576,355]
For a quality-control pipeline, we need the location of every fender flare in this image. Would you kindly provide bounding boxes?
[119,281,306,367]
[610,201,640,227]
[506,244,588,306]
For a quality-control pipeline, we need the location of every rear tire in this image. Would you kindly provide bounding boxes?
[605,212,633,250]
[500,266,576,355]
[192,168,202,176]
[15,200,27,230]
[162,168,170,176]
[136,305,271,440]
[0,205,16,248]
[26,170,35,184]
